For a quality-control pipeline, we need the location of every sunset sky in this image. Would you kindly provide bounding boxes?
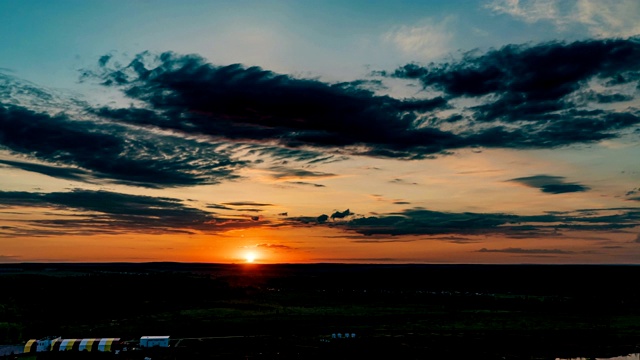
[1,0,640,264]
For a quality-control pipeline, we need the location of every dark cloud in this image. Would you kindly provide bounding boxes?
[389,38,640,149]
[625,188,640,201]
[344,235,478,244]
[0,159,93,182]
[229,143,339,164]
[222,201,273,207]
[291,207,640,238]
[331,209,354,220]
[393,38,640,104]
[0,104,244,188]
[0,72,66,110]
[84,51,472,160]
[312,257,412,262]
[98,54,112,67]
[2,39,640,185]
[206,204,234,210]
[5,187,636,240]
[341,209,523,236]
[428,236,478,244]
[208,202,273,213]
[286,181,326,187]
[390,178,419,185]
[350,238,417,243]
[0,189,264,237]
[268,166,336,180]
[476,247,574,255]
[576,90,634,104]
[509,175,590,194]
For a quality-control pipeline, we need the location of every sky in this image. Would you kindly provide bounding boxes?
[1,0,640,264]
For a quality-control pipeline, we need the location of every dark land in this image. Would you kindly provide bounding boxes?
[1,263,640,359]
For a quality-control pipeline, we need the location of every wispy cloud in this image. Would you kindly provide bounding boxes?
[485,0,640,38]
[222,201,273,207]
[0,255,22,262]
[477,247,574,254]
[268,166,336,180]
[0,159,93,182]
[255,243,295,251]
[383,17,456,61]
[485,0,565,25]
[286,181,326,188]
[575,0,640,38]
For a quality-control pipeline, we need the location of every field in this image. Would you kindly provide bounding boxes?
[1,263,640,359]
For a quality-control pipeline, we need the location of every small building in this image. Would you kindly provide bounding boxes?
[139,336,170,348]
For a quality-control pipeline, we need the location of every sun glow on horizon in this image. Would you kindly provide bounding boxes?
[245,251,256,263]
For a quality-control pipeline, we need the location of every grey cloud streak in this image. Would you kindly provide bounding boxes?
[476,247,574,255]
[0,159,93,182]
[0,189,268,237]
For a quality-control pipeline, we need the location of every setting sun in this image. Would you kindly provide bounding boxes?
[245,252,256,263]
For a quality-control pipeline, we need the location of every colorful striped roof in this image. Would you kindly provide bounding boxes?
[24,338,120,353]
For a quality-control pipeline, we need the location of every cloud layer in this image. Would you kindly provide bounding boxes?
[0,189,264,237]
[2,39,640,249]
[1,187,638,241]
[390,38,640,148]
[0,103,244,187]
[85,39,640,162]
[2,38,639,189]
[87,52,454,160]
[291,207,640,238]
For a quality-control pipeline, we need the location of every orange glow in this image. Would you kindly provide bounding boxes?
[245,251,256,263]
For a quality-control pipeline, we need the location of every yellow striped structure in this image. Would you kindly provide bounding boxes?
[23,338,121,353]
[23,339,36,353]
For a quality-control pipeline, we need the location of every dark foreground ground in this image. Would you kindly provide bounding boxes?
[1,263,640,359]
